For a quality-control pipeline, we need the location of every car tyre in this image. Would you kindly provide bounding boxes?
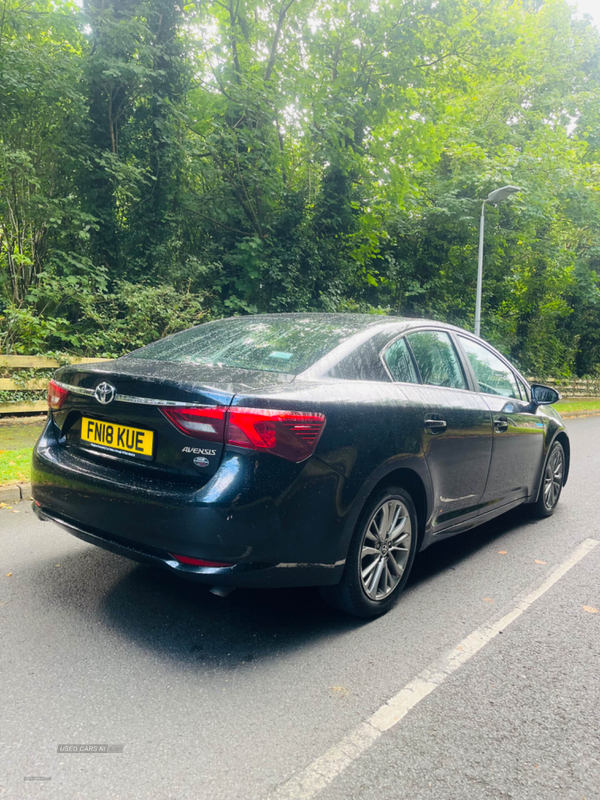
[529,440,565,519]
[321,486,418,618]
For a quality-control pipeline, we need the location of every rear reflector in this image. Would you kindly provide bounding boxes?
[169,553,233,568]
[160,407,226,442]
[48,379,69,410]
[160,405,326,463]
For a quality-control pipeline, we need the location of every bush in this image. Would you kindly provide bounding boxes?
[0,276,211,357]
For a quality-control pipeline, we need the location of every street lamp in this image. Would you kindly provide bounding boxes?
[474,185,521,338]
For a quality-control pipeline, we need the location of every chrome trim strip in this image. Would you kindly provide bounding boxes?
[55,380,95,397]
[54,380,217,409]
[114,393,216,408]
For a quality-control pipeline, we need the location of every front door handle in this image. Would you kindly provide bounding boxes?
[494,416,509,433]
[424,417,447,433]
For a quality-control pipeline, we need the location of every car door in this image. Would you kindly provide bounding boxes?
[456,334,545,509]
[383,329,493,531]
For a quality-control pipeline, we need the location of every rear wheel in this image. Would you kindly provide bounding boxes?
[530,441,565,518]
[321,486,418,618]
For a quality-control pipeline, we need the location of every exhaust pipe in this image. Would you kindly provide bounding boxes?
[210,586,236,598]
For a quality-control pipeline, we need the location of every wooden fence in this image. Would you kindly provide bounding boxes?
[1,355,599,416]
[0,355,108,415]
[530,377,600,398]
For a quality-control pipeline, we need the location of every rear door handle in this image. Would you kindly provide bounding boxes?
[424,417,447,433]
[494,416,509,433]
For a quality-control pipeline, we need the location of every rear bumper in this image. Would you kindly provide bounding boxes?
[31,420,348,588]
[32,503,335,588]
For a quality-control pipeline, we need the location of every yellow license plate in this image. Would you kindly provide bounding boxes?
[81,417,154,458]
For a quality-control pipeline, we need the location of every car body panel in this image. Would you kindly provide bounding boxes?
[394,384,493,528]
[479,394,545,509]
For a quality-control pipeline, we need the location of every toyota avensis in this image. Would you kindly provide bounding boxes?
[32,314,568,617]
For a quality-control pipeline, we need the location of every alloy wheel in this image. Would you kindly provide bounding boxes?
[543,446,564,510]
[360,498,412,601]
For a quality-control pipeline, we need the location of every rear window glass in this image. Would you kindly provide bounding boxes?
[130,317,366,374]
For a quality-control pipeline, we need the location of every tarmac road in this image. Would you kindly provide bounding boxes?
[1,416,599,800]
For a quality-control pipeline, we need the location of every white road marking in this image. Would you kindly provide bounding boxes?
[270,537,599,800]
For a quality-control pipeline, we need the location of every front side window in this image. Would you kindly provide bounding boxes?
[406,331,466,390]
[383,337,419,384]
[458,336,520,399]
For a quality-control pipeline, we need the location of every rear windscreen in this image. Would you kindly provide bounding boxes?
[130,317,366,374]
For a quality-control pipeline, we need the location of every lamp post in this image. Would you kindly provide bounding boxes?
[474,185,521,338]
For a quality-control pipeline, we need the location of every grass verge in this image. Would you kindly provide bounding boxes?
[555,398,600,414]
[0,448,32,485]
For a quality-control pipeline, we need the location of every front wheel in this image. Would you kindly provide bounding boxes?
[530,441,565,518]
[321,486,418,618]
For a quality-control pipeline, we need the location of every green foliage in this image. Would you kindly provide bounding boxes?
[1,275,209,356]
[1,0,600,377]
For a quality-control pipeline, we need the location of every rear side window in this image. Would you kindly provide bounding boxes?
[406,331,466,390]
[327,337,391,381]
[383,338,419,384]
[458,336,520,399]
[130,317,367,375]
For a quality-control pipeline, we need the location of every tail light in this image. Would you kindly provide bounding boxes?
[160,407,226,442]
[226,407,326,462]
[160,405,326,463]
[48,379,69,410]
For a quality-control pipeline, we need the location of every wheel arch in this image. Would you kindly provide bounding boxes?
[532,429,570,503]
[554,431,570,486]
[342,463,432,557]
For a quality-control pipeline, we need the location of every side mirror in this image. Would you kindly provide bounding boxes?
[530,383,561,406]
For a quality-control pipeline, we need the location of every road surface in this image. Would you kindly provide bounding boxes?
[1,416,599,799]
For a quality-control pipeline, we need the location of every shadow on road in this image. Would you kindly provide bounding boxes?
[35,504,541,669]
[408,505,537,587]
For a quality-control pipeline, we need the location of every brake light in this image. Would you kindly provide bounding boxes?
[226,407,326,463]
[160,407,226,442]
[169,553,233,568]
[48,379,69,410]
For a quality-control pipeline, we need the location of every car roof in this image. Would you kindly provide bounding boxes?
[217,312,461,334]
[276,313,528,385]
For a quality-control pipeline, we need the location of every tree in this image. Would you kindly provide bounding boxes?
[1,0,600,377]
